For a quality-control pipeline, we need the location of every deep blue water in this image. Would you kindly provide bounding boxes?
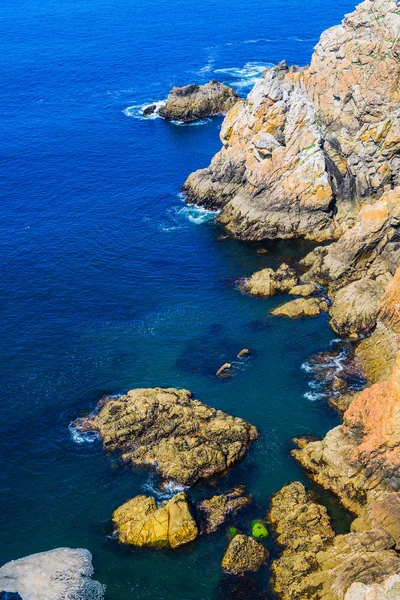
[0,0,358,598]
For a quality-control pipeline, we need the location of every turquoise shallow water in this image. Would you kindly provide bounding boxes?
[0,0,357,597]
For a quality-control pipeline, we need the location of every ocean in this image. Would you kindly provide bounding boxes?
[0,0,357,597]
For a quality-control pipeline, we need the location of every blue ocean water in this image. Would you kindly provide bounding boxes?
[0,0,358,598]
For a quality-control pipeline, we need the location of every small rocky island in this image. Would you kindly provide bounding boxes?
[144,80,240,122]
[75,387,258,485]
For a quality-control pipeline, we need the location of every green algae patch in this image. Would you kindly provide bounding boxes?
[251,520,268,540]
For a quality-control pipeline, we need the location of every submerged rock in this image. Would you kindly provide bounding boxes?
[221,534,268,575]
[113,492,198,549]
[76,387,259,486]
[197,486,250,535]
[158,81,240,123]
[216,363,232,377]
[0,548,105,600]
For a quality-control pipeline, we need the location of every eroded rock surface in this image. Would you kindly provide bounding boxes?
[112,492,198,548]
[271,297,327,318]
[0,548,105,600]
[75,388,259,486]
[184,1,400,243]
[197,486,250,535]
[221,534,268,575]
[157,81,240,123]
[240,263,298,297]
[269,482,400,600]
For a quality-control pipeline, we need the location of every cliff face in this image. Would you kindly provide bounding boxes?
[184,0,400,242]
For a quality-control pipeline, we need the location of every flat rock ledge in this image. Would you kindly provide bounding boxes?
[153,80,240,123]
[0,548,105,600]
[75,387,259,486]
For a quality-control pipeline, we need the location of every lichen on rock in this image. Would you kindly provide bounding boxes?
[221,534,268,575]
[157,80,240,123]
[75,387,259,486]
[112,492,198,549]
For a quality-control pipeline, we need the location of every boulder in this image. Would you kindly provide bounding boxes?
[329,278,385,336]
[221,534,268,575]
[0,548,105,600]
[158,81,240,123]
[197,486,250,535]
[216,363,232,377]
[112,492,198,549]
[241,263,298,297]
[75,388,259,486]
[288,283,320,296]
[271,297,326,318]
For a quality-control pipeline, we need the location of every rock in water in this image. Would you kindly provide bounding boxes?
[221,534,268,575]
[75,387,258,486]
[240,263,298,297]
[271,297,326,318]
[112,492,198,549]
[0,548,105,600]
[158,81,240,123]
[197,486,250,535]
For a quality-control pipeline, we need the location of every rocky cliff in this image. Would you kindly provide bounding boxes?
[184,0,400,243]
[182,0,400,597]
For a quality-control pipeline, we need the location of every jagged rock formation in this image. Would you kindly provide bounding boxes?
[293,269,400,516]
[221,534,268,575]
[74,388,258,486]
[269,482,400,600]
[155,81,240,122]
[183,0,400,243]
[112,492,198,548]
[0,548,105,600]
[197,486,250,535]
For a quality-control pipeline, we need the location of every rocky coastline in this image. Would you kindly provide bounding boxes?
[5,2,400,599]
[180,0,400,597]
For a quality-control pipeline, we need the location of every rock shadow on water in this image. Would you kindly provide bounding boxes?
[213,575,269,600]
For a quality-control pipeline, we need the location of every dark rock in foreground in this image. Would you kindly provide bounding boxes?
[157,80,240,123]
[0,548,105,600]
[75,387,258,486]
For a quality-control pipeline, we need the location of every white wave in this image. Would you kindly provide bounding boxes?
[214,61,272,91]
[301,361,313,373]
[69,422,99,445]
[304,390,325,402]
[123,99,167,120]
[170,118,211,126]
[178,204,219,224]
[143,475,187,501]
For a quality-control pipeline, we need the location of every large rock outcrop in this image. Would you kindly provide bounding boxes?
[0,549,105,600]
[269,482,400,600]
[112,492,198,548]
[156,81,240,123]
[75,388,258,486]
[183,0,400,242]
